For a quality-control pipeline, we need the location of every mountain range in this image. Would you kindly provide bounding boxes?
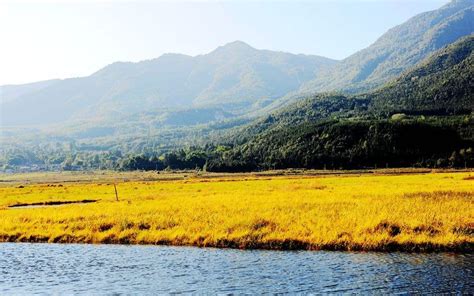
[209,35,474,171]
[2,0,473,129]
[1,42,335,126]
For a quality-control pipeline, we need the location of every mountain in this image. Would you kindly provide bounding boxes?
[0,41,336,126]
[299,0,474,94]
[3,1,472,128]
[209,35,474,171]
[237,35,474,141]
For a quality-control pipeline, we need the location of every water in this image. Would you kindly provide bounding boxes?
[0,243,472,294]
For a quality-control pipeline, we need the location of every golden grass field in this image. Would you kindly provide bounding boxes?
[0,170,472,252]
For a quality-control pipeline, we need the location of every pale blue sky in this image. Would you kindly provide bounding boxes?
[0,0,449,85]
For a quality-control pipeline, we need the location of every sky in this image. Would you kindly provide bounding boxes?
[0,0,450,85]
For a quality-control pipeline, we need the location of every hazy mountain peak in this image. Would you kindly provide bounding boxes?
[210,40,257,55]
[151,53,194,65]
[91,61,134,77]
[158,52,193,59]
[222,40,254,49]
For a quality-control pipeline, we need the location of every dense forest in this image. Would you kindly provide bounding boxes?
[367,35,474,115]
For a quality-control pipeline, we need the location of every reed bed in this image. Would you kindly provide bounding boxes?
[0,171,472,252]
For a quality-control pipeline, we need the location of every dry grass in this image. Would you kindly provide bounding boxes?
[0,171,472,252]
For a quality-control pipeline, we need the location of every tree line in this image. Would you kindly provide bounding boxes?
[2,118,473,172]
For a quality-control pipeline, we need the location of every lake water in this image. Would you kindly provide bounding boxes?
[0,243,472,294]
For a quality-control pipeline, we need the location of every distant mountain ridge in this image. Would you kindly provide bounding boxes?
[0,79,60,104]
[1,0,473,132]
[1,41,335,126]
[299,0,474,94]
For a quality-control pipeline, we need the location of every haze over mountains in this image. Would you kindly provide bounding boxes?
[1,41,335,126]
[0,0,472,132]
[2,0,473,128]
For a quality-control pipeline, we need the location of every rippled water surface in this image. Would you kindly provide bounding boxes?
[0,243,472,294]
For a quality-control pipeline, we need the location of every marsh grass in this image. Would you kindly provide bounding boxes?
[0,171,472,252]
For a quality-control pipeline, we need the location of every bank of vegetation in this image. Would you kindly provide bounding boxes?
[0,172,472,252]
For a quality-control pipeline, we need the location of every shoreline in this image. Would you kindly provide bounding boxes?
[0,237,473,253]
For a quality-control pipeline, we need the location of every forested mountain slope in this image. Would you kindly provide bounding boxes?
[233,35,474,142]
[367,34,474,115]
[206,35,474,171]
